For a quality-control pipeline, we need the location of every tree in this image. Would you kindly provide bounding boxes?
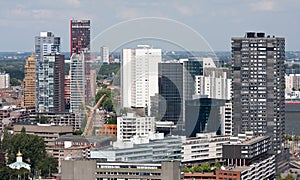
[73,129,83,135]
[214,161,222,170]
[183,166,190,173]
[200,163,211,172]
[2,128,58,177]
[1,129,11,150]
[95,89,115,112]
[284,174,294,180]
[10,78,21,86]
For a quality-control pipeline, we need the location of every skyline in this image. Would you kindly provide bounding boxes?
[0,0,299,52]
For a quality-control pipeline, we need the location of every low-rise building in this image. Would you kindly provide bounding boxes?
[182,133,230,163]
[184,155,275,180]
[222,135,271,166]
[91,136,182,163]
[117,112,155,141]
[47,135,113,173]
[97,124,117,137]
[29,112,78,130]
[61,160,182,180]
[14,124,73,149]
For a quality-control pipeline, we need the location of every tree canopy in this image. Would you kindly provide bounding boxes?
[95,89,115,112]
[1,127,58,178]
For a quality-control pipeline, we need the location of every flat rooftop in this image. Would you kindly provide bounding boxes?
[242,136,268,145]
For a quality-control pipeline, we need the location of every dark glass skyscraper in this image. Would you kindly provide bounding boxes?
[232,32,285,153]
[158,59,203,135]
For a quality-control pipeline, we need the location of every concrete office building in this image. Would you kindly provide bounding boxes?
[61,160,182,180]
[232,32,285,153]
[121,45,162,115]
[23,56,36,109]
[117,112,155,141]
[0,72,10,89]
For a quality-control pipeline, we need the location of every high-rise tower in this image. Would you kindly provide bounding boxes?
[121,45,162,116]
[70,20,90,56]
[37,53,65,112]
[70,19,91,103]
[23,55,36,109]
[35,32,63,112]
[232,32,285,153]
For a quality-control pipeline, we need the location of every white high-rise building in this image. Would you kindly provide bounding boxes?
[70,53,85,128]
[0,73,10,89]
[121,45,162,115]
[101,46,109,64]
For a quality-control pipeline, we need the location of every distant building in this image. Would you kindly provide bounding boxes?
[35,31,60,111]
[0,72,10,89]
[117,112,155,141]
[70,20,90,56]
[37,53,65,112]
[157,59,203,135]
[61,160,182,180]
[232,32,285,153]
[101,46,109,64]
[90,69,97,98]
[70,53,85,128]
[70,19,91,103]
[285,74,300,93]
[121,45,162,115]
[23,55,36,109]
[64,75,71,111]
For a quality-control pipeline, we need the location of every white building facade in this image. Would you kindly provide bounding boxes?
[121,45,162,115]
[70,53,85,128]
[0,73,9,89]
[117,112,155,141]
[101,46,109,64]
[182,133,230,163]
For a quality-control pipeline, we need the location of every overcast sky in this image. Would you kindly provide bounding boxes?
[0,0,299,52]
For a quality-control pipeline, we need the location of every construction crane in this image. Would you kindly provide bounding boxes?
[75,80,106,136]
[82,94,106,136]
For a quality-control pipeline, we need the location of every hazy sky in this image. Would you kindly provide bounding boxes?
[0,0,299,52]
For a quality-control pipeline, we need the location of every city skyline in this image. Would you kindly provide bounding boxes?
[0,1,299,51]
